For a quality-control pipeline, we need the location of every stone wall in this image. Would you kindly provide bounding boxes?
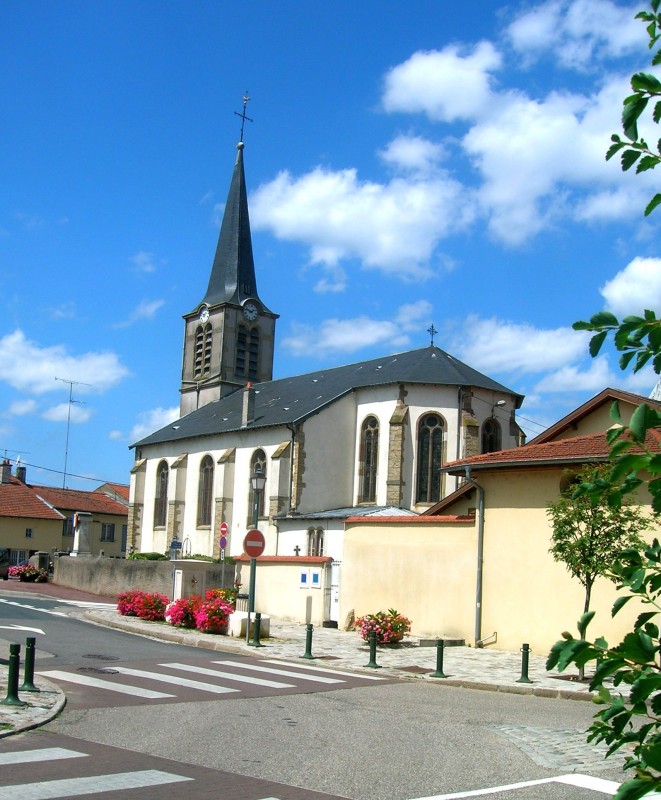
[52,556,237,599]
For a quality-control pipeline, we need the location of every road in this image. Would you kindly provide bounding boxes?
[0,589,631,800]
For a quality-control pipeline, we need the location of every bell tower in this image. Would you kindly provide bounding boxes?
[180,107,278,416]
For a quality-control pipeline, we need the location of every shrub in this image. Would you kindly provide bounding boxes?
[127,552,168,561]
[205,583,240,609]
[9,564,48,582]
[355,609,411,644]
[165,596,202,628]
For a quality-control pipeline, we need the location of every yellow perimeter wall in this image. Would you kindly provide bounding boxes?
[341,468,659,655]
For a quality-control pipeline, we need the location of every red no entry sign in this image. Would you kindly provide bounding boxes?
[243,529,265,558]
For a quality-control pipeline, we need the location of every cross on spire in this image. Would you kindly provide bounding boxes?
[427,324,438,346]
[234,92,253,142]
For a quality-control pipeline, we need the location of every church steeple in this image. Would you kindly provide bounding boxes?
[180,123,278,416]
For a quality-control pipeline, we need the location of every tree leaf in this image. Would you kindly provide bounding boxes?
[623,95,650,140]
[590,330,609,357]
[631,72,661,93]
[645,192,661,215]
[622,148,644,171]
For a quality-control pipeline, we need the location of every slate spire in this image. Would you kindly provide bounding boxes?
[201,141,258,307]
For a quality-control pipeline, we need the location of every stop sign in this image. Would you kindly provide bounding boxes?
[243,529,265,558]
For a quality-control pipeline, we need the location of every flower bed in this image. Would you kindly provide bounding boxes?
[8,564,48,582]
[118,589,235,634]
[355,608,411,644]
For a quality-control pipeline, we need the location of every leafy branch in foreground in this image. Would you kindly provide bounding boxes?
[547,540,661,800]
[606,0,661,215]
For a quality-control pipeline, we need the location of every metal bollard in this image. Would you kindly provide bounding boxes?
[431,638,447,678]
[1,644,27,707]
[301,623,315,660]
[249,612,265,647]
[364,630,381,669]
[516,642,533,684]
[20,637,39,693]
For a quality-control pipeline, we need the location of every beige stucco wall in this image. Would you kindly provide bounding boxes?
[342,469,660,654]
[341,520,476,639]
[0,517,62,557]
[235,558,332,626]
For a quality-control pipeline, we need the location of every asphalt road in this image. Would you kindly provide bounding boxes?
[0,589,631,800]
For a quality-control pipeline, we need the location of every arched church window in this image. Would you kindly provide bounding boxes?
[307,527,324,557]
[154,460,169,527]
[197,455,214,526]
[194,323,212,378]
[248,449,267,521]
[481,418,502,454]
[416,413,444,503]
[359,416,379,503]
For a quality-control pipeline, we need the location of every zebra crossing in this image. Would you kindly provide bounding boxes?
[0,737,345,800]
[38,656,386,707]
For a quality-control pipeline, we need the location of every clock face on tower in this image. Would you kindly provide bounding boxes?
[199,306,210,323]
[242,302,259,321]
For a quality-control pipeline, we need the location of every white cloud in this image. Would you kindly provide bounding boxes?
[251,167,473,280]
[379,135,446,174]
[600,257,661,317]
[42,402,93,423]
[533,355,613,391]
[129,406,180,443]
[6,399,37,416]
[130,251,157,273]
[507,0,645,70]
[0,330,130,395]
[382,42,502,122]
[281,301,433,357]
[113,299,165,329]
[449,315,590,375]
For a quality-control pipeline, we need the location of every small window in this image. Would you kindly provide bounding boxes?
[481,418,502,454]
[25,528,32,539]
[63,517,74,537]
[307,527,324,557]
[101,523,115,542]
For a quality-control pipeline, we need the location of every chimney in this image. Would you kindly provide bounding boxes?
[1,460,11,484]
[242,382,255,427]
[16,465,26,483]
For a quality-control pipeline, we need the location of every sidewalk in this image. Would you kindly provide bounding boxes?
[0,585,596,738]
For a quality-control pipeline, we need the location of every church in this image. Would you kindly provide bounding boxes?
[127,134,525,621]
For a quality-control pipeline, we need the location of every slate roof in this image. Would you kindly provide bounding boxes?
[133,345,524,448]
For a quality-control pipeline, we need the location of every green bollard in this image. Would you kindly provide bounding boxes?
[1,644,27,707]
[248,612,265,647]
[301,623,315,660]
[516,642,533,684]
[431,639,447,678]
[364,630,381,669]
[20,637,39,692]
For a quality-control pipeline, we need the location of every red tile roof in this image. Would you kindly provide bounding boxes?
[94,483,129,502]
[33,485,128,516]
[444,428,661,474]
[0,478,64,520]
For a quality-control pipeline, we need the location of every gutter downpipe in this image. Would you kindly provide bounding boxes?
[465,465,485,646]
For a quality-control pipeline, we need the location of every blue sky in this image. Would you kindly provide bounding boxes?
[2,0,661,490]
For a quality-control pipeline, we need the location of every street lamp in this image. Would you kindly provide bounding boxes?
[247,465,266,643]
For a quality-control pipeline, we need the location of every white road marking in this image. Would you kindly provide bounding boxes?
[0,624,44,635]
[410,773,622,799]
[264,658,386,680]
[0,599,67,617]
[162,662,295,688]
[0,769,192,799]
[212,659,345,683]
[0,748,88,766]
[113,666,240,694]
[52,600,116,609]
[38,670,174,698]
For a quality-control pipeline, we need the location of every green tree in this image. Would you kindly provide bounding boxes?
[607,0,661,215]
[549,464,649,619]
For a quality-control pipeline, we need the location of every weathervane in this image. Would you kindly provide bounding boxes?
[427,324,438,346]
[234,92,253,142]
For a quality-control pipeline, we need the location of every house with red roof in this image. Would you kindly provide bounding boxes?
[0,461,129,563]
[337,388,661,653]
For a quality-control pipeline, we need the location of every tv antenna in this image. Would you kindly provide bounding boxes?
[55,377,92,488]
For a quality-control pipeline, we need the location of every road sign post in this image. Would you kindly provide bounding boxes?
[219,522,228,586]
[243,530,265,644]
